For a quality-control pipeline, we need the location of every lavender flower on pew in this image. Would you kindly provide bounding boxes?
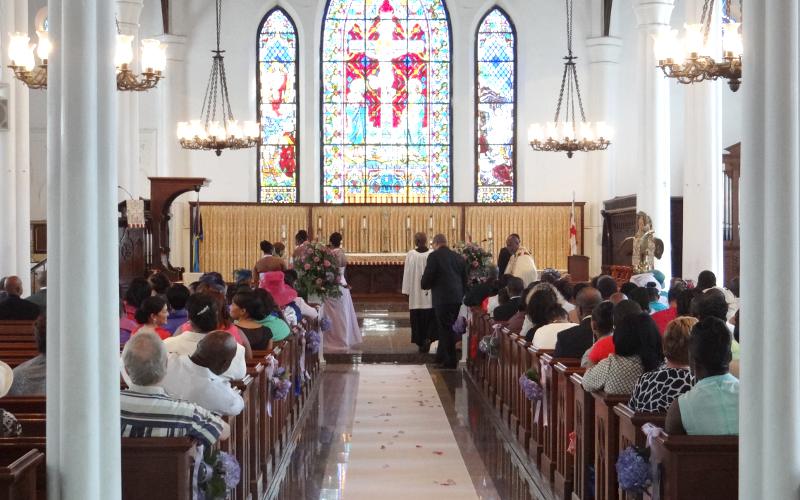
[271,367,293,401]
[306,330,321,354]
[616,446,652,493]
[519,369,543,401]
[478,335,500,358]
[198,449,241,499]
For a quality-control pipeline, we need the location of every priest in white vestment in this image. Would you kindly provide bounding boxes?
[402,232,437,353]
[504,234,539,286]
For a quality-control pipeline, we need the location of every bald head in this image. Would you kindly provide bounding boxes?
[191,330,238,375]
[4,276,22,297]
[609,292,627,305]
[576,286,602,317]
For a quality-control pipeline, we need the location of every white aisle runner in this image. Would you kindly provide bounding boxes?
[342,365,478,499]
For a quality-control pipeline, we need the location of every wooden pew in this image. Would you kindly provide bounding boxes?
[526,346,553,469]
[651,432,738,500]
[553,362,584,500]
[0,448,43,500]
[540,354,579,485]
[514,335,532,450]
[0,399,45,415]
[0,322,35,336]
[570,373,594,500]
[614,404,666,500]
[245,362,266,498]
[592,391,629,500]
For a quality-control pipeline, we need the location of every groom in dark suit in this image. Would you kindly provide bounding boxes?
[421,234,467,369]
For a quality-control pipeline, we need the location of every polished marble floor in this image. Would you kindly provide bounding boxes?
[268,364,551,500]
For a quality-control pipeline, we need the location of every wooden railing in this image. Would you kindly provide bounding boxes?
[465,312,739,500]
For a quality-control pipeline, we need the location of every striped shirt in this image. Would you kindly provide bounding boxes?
[120,384,225,449]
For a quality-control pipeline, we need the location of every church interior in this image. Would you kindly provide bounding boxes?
[0,0,795,498]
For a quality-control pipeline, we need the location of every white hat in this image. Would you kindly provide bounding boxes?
[0,361,13,397]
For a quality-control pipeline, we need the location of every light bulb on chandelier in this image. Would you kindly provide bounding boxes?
[654,0,742,91]
[528,0,612,158]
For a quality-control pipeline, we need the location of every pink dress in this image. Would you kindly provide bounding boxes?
[321,248,362,352]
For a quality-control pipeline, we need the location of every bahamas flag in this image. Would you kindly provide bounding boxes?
[191,204,203,273]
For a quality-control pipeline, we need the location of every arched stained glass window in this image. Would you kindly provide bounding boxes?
[475,7,516,203]
[258,8,299,203]
[321,0,452,204]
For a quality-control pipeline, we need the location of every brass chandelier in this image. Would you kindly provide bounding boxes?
[655,0,742,91]
[177,0,259,156]
[7,29,166,91]
[528,0,611,158]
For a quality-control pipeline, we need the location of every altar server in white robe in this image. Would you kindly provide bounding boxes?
[402,232,437,353]
[505,233,539,286]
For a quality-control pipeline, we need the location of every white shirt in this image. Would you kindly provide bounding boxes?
[161,354,245,416]
[163,331,247,380]
[531,322,578,350]
[402,249,433,310]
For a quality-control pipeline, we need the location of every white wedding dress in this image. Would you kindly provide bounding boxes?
[321,248,362,352]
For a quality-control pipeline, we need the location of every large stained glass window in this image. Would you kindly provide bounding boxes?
[258,8,299,203]
[321,0,451,203]
[475,8,516,203]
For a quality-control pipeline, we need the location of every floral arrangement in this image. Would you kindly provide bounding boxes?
[455,242,494,286]
[320,316,332,332]
[478,335,500,358]
[306,329,321,354]
[519,369,543,401]
[271,367,293,401]
[292,242,342,301]
[616,446,652,493]
[197,449,241,499]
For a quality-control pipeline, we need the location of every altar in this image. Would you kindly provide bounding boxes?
[190,202,585,295]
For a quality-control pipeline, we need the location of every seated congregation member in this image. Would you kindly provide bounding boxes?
[531,305,577,349]
[253,288,291,342]
[147,271,171,297]
[524,286,559,342]
[646,285,668,313]
[230,291,273,351]
[652,285,692,334]
[0,276,40,320]
[123,277,153,320]
[566,282,589,323]
[260,271,299,326]
[132,296,172,340]
[584,299,642,366]
[283,270,319,320]
[175,290,251,351]
[486,277,510,317]
[25,271,47,312]
[665,317,739,435]
[582,312,663,395]
[492,277,524,322]
[620,282,639,300]
[253,240,286,287]
[580,301,614,367]
[696,270,717,292]
[120,332,229,448]
[628,316,696,413]
[162,331,244,416]
[0,360,21,437]
[595,275,618,300]
[8,315,46,396]
[555,287,602,358]
[628,286,651,313]
[164,284,190,335]
[164,294,247,380]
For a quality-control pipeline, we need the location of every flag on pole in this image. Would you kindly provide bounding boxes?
[569,192,578,256]
[191,199,204,273]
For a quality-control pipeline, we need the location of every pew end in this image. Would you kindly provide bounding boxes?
[0,448,44,500]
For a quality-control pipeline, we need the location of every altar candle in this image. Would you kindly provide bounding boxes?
[406,216,410,229]
[317,216,322,231]
[340,216,344,229]
[487,224,493,240]
[362,216,367,229]
[428,215,433,230]
[451,215,456,230]
[281,224,287,239]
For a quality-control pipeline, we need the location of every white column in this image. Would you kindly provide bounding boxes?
[681,0,723,283]
[46,0,121,497]
[116,0,143,199]
[740,1,800,497]
[156,34,191,269]
[633,0,674,278]
[585,36,622,276]
[0,0,31,290]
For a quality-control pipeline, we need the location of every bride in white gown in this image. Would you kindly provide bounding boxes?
[321,232,362,352]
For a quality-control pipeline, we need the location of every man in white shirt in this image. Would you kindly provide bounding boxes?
[504,234,539,286]
[402,232,436,353]
[162,331,244,416]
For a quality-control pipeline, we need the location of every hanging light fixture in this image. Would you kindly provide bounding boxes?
[177,0,259,156]
[528,0,611,158]
[7,28,166,91]
[654,0,742,91]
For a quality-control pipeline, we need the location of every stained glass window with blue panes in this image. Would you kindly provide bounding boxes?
[258,9,299,203]
[321,0,452,204]
[475,8,515,203]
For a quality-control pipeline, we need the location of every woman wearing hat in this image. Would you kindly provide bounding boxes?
[0,361,21,437]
